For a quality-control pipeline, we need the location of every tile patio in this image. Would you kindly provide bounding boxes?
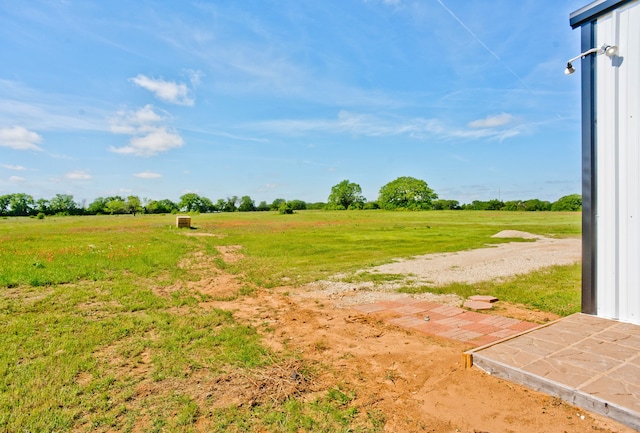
[350,298,538,347]
[351,300,640,430]
[469,313,640,431]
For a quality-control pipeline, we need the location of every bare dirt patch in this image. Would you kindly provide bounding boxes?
[205,285,630,432]
[215,245,244,263]
[182,231,225,238]
[133,231,631,432]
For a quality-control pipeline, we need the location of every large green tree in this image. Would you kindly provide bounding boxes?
[551,194,582,211]
[327,179,366,210]
[145,199,178,214]
[179,193,213,213]
[224,196,238,212]
[0,195,10,215]
[270,198,286,211]
[34,198,49,215]
[48,194,77,215]
[378,176,437,210]
[104,198,126,215]
[7,193,35,216]
[238,195,256,212]
[126,195,143,215]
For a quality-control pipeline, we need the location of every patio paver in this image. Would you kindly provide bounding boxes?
[350,297,536,348]
[469,313,640,431]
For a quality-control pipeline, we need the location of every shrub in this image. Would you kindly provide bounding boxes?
[278,202,294,214]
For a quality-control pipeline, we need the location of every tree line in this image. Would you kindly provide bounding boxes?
[0,193,321,217]
[0,177,582,217]
[324,177,581,212]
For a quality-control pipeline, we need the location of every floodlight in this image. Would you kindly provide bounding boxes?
[564,44,617,75]
[565,62,576,75]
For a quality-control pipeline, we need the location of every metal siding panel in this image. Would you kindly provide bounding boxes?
[596,12,619,320]
[618,3,640,323]
[595,1,640,325]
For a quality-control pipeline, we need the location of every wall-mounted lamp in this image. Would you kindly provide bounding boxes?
[564,44,618,75]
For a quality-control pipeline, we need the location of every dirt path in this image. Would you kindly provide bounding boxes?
[370,230,582,286]
[195,232,633,432]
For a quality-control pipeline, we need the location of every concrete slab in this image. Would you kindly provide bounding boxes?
[469,313,640,431]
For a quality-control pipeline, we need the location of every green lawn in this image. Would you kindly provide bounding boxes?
[0,210,581,432]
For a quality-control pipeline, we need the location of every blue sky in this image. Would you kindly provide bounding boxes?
[0,0,587,205]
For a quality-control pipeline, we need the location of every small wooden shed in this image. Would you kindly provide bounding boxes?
[570,0,640,325]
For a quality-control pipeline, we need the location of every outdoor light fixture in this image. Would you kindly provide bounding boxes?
[565,44,618,75]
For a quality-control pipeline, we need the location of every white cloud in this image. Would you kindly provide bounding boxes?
[134,171,162,179]
[468,113,514,129]
[109,105,184,157]
[112,128,183,157]
[65,170,92,180]
[9,175,25,182]
[2,164,26,170]
[109,105,164,134]
[0,126,43,151]
[130,74,194,106]
[256,110,523,142]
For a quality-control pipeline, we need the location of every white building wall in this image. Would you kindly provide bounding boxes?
[596,0,640,324]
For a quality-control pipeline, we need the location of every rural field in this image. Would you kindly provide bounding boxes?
[0,211,633,432]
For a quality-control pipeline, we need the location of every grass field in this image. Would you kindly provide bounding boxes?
[0,210,581,432]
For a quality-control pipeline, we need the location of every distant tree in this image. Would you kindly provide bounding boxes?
[126,195,143,216]
[224,196,238,212]
[288,199,307,211]
[551,194,582,212]
[145,198,178,214]
[159,199,179,213]
[462,199,504,210]
[327,180,366,210]
[104,198,126,214]
[0,195,10,216]
[201,196,214,212]
[238,195,256,212]
[502,200,525,211]
[270,198,286,211]
[49,194,77,215]
[87,197,107,214]
[278,201,294,214]
[363,201,379,210]
[432,199,460,210]
[34,198,49,215]
[305,202,325,210]
[179,193,213,213]
[378,177,437,210]
[522,199,551,211]
[8,193,35,216]
[256,201,270,211]
[487,199,505,210]
[179,193,200,212]
[89,196,126,215]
